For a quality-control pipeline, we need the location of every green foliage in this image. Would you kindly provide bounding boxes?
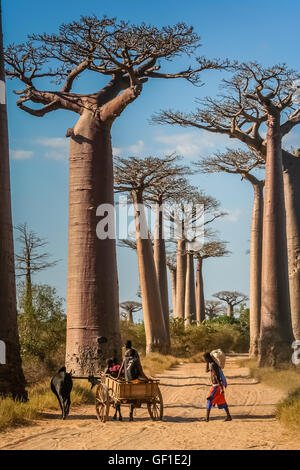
[169,316,249,356]
[204,314,238,325]
[119,319,146,353]
[17,283,66,379]
[119,315,250,357]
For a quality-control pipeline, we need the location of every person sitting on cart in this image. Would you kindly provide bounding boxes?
[105,358,123,421]
[117,344,149,383]
[125,340,140,361]
[117,343,149,422]
[105,358,121,378]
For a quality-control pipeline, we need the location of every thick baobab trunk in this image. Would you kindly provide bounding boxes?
[226,304,233,317]
[0,4,27,400]
[282,152,300,340]
[127,311,134,324]
[169,267,177,316]
[66,112,121,375]
[175,239,186,319]
[195,257,205,323]
[259,115,293,367]
[133,192,168,354]
[249,182,264,357]
[154,204,170,348]
[184,253,196,325]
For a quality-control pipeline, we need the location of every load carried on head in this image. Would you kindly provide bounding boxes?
[210,348,226,369]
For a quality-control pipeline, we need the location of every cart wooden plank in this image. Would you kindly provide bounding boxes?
[104,376,160,400]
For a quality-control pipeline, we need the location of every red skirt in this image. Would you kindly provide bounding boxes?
[207,385,227,409]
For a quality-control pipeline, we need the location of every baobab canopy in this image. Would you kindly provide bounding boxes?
[4,15,230,118]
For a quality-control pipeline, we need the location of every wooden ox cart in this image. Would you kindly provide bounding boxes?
[95,375,163,422]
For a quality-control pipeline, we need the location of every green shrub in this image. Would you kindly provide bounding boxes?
[120,319,146,352]
[17,283,67,382]
[169,317,249,357]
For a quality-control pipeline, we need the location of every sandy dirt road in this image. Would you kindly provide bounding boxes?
[1,355,299,450]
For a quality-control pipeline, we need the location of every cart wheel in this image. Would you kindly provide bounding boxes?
[95,384,110,422]
[147,388,163,421]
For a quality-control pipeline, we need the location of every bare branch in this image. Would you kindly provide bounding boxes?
[153,62,300,157]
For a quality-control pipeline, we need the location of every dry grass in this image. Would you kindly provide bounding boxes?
[141,352,205,377]
[276,389,300,429]
[0,380,94,431]
[237,357,300,429]
[141,353,182,377]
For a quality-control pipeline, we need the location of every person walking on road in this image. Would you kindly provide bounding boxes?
[204,352,232,422]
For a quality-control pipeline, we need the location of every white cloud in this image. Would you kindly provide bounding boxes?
[282,129,300,150]
[35,137,69,160]
[113,140,145,157]
[154,131,237,159]
[128,140,144,154]
[10,149,34,160]
[112,147,123,156]
[223,208,242,223]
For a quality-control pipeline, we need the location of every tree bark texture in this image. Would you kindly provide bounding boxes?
[66,112,121,374]
[249,182,264,357]
[127,311,134,324]
[175,239,186,319]
[195,257,205,323]
[0,2,27,400]
[226,304,233,317]
[184,253,196,325]
[25,269,33,313]
[154,205,170,348]
[259,114,294,367]
[282,152,300,340]
[132,192,169,354]
[169,267,177,317]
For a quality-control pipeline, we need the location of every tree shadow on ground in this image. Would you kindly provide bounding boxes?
[162,416,202,423]
[160,382,207,387]
[164,404,205,410]
[42,412,97,420]
[158,376,206,380]
[208,414,276,421]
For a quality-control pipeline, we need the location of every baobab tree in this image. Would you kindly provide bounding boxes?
[115,155,185,353]
[213,291,248,317]
[144,174,192,335]
[166,253,177,316]
[154,62,300,365]
[184,251,196,325]
[120,301,142,323]
[5,16,229,372]
[15,223,59,314]
[193,241,229,323]
[205,300,224,319]
[283,148,300,341]
[0,2,27,400]
[168,189,225,323]
[197,149,264,356]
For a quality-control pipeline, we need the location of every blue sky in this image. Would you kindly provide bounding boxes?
[3,0,300,318]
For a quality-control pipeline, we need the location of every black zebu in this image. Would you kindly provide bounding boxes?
[50,367,73,419]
